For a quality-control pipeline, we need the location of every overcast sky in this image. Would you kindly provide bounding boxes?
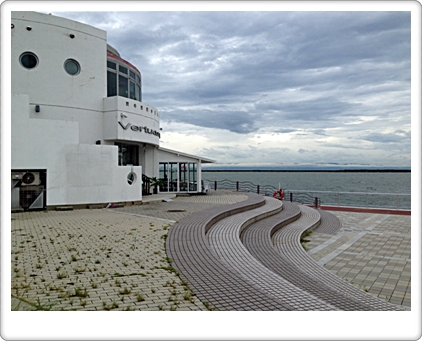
[48,6,413,169]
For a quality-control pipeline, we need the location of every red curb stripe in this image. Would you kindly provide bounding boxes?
[320,206,411,215]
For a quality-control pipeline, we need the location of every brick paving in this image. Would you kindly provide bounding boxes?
[208,198,336,310]
[167,193,292,310]
[306,211,411,308]
[11,191,248,311]
[272,204,403,310]
[241,201,383,310]
[11,209,207,311]
[11,190,411,311]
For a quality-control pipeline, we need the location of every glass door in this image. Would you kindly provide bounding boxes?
[169,163,178,192]
[188,163,197,191]
[159,163,168,192]
[179,163,188,191]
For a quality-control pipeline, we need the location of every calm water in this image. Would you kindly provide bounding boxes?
[202,171,411,209]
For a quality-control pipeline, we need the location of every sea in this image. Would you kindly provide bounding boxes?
[202,171,411,209]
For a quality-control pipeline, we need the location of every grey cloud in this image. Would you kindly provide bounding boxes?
[274,128,298,134]
[360,132,411,144]
[162,109,256,134]
[51,10,411,167]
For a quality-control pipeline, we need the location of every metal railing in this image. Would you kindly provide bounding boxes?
[206,179,411,210]
[287,190,411,210]
[209,179,320,207]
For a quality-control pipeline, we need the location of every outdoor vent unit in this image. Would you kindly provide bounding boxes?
[12,174,22,180]
[21,172,41,186]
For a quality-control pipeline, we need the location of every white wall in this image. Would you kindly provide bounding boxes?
[11,11,212,205]
[11,12,106,111]
[11,11,145,206]
[12,94,143,206]
[103,97,160,146]
[62,144,142,205]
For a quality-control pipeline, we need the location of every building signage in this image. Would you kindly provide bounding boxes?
[118,121,161,138]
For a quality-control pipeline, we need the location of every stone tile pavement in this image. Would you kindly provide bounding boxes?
[11,191,248,311]
[10,191,411,310]
[306,211,411,308]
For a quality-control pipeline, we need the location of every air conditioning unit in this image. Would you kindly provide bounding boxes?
[21,172,41,186]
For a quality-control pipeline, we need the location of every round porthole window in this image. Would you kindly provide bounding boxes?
[127,172,136,185]
[20,52,38,69]
[64,59,80,75]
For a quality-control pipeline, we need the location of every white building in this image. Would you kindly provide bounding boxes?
[11,11,214,211]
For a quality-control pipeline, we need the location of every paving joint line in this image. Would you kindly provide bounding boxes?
[341,251,411,262]
[312,215,391,266]
[105,209,177,223]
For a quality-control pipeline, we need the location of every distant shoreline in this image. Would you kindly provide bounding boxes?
[202,169,411,173]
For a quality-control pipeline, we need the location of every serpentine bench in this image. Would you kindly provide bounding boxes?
[207,197,336,310]
[167,191,404,311]
[166,192,293,310]
[241,201,402,310]
[270,203,404,310]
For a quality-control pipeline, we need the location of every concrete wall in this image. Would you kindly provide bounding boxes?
[11,13,144,206]
[103,96,160,146]
[12,11,107,112]
[12,94,143,206]
[11,11,211,208]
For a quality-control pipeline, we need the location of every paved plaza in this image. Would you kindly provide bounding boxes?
[10,191,411,311]
[307,211,411,308]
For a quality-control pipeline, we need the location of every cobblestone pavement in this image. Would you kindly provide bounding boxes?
[306,211,411,308]
[11,192,411,310]
[11,191,248,311]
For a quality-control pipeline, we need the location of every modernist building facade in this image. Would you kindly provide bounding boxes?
[11,11,213,211]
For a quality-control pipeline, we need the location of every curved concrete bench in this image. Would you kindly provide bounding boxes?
[207,197,337,310]
[241,201,382,310]
[166,192,294,310]
[314,208,342,234]
[271,204,404,311]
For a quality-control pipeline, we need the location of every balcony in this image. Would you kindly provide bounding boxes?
[103,96,160,145]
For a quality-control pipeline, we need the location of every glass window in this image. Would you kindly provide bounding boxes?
[20,52,38,69]
[189,163,198,191]
[127,172,136,185]
[179,163,188,191]
[107,71,117,97]
[129,81,136,100]
[107,60,116,70]
[136,74,141,84]
[159,163,169,192]
[119,65,128,74]
[64,59,80,75]
[118,75,128,97]
[169,163,178,192]
[129,70,136,79]
[115,143,139,166]
[136,85,141,102]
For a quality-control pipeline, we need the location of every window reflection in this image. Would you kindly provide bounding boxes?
[158,162,198,192]
[107,71,117,96]
[107,57,142,102]
[119,75,128,97]
[115,143,139,166]
[130,81,136,100]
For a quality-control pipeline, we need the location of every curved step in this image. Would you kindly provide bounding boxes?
[271,205,404,311]
[166,192,293,310]
[207,198,337,310]
[313,209,342,234]
[241,202,380,310]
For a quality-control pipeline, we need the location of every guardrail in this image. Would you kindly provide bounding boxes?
[206,179,411,210]
[288,190,411,210]
[208,179,320,207]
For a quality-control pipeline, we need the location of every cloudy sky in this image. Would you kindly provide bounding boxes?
[46,4,413,169]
